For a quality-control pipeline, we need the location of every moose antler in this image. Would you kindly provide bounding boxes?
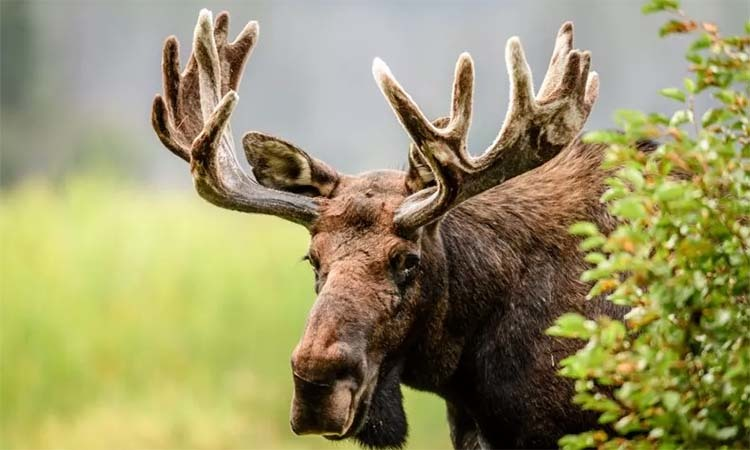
[151,10,319,226]
[374,22,599,231]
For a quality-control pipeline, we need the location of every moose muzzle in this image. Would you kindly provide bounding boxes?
[290,340,368,437]
[290,373,360,436]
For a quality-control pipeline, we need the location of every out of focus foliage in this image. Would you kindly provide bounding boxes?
[548,1,750,449]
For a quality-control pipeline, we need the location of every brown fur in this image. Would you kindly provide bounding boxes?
[286,139,624,449]
[152,11,621,449]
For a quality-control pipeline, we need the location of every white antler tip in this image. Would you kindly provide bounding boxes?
[505,37,529,68]
[506,37,523,55]
[195,9,215,42]
[587,71,600,89]
[214,90,240,118]
[454,52,474,82]
[585,71,600,106]
[457,52,473,66]
[372,57,392,81]
[198,9,213,24]
[559,21,574,36]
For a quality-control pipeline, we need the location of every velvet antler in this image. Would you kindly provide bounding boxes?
[151,10,320,227]
[374,22,599,231]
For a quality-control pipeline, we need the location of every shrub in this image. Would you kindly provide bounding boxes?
[548,1,750,448]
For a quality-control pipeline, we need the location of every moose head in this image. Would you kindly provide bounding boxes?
[152,10,599,448]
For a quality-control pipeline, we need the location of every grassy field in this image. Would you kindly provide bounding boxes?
[0,177,449,449]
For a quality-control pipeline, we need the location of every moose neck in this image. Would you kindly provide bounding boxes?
[399,141,618,398]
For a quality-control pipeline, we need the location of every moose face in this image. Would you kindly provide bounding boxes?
[153,9,598,449]
[289,171,426,444]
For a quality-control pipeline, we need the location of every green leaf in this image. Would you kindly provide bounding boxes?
[701,108,722,127]
[584,252,606,265]
[683,78,696,94]
[660,19,695,37]
[655,183,686,202]
[583,130,626,144]
[619,167,645,189]
[662,391,680,411]
[642,0,679,14]
[558,431,599,450]
[648,112,670,125]
[690,33,712,51]
[612,198,647,220]
[716,426,738,440]
[685,52,703,64]
[581,235,607,251]
[660,87,686,102]
[569,222,600,237]
[547,313,595,339]
[598,410,620,424]
[714,90,736,105]
[600,320,626,346]
[670,109,693,127]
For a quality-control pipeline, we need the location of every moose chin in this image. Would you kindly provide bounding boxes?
[152,9,627,449]
[291,361,408,448]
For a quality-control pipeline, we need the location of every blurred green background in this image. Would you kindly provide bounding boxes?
[1,0,745,448]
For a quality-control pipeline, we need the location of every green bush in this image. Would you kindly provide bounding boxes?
[548,2,750,449]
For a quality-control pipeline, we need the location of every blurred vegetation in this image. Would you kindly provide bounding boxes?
[1,2,34,111]
[549,1,750,448]
[0,177,449,449]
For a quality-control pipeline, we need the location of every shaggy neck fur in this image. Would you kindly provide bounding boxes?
[396,141,626,449]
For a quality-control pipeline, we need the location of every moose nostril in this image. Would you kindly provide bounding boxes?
[291,341,364,387]
[293,370,335,387]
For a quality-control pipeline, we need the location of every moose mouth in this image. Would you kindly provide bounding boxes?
[321,385,374,441]
[291,366,380,439]
[292,362,408,449]
[330,363,408,449]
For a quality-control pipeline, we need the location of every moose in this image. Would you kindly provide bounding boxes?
[152,10,627,449]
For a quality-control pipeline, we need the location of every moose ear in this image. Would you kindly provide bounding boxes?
[243,132,339,197]
[403,117,449,193]
[405,143,434,193]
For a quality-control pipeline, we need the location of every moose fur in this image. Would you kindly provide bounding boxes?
[345,139,627,449]
[152,10,629,449]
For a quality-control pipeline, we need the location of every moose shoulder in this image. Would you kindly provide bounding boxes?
[152,10,626,449]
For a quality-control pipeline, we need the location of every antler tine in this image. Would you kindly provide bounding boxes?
[537,22,574,101]
[372,58,440,148]
[382,22,599,232]
[194,10,223,120]
[152,36,190,161]
[374,54,476,230]
[473,26,596,171]
[448,53,474,142]
[151,10,319,227]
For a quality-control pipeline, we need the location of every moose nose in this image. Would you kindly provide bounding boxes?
[289,342,365,436]
[291,341,363,385]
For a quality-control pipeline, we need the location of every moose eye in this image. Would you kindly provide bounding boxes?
[391,251,420,287]
[304,253,320,272]
[402,253,420,273]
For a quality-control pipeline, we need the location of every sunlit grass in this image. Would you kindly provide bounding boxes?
[0,177,449,449]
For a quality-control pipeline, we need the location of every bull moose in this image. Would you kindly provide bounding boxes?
[151,9,626,449]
